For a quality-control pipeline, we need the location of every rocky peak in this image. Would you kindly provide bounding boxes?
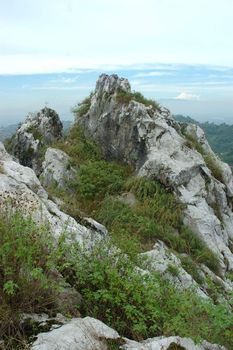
[77,74,233,273]
[95,73,131,97]
[8,107,63,175]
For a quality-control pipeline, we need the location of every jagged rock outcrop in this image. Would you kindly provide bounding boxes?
[8,107,63,175]
[78,74,233,274]
[40,147,76,189]
[0,142,105,243]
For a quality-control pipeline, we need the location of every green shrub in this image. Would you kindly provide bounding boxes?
[72,95,92,119]
[0,212,59,346]
[73,161,126,200]
[56,241,232,348]
[116,88,160,111]
[53,124,101,165]
[26,126,43,141]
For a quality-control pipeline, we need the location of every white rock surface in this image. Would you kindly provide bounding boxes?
[123,336,227,350]
[31,317,119,350]
[0,142,105,243]
[40,147,76,189]
[9,107,63,175]
[79,74,233,273]
[142,241,208,298]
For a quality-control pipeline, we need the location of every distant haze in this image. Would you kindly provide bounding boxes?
[1,0,233,125]
[1,64,233,125]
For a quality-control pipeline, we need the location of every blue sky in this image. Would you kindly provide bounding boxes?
[1,0,233,124]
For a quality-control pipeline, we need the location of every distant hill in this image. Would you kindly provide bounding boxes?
[174,115,233,166]
[0,124,18,142]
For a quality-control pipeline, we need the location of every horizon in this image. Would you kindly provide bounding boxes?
[1,0,233,125]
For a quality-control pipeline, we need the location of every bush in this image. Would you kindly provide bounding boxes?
[53,124,101,165]
[0,212,59,347]
[72,95,92,119]
[116,88,160,111]
[56,241,232,348]
[73,161,126,200]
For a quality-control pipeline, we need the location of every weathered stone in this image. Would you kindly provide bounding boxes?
[142,241,208,299]
[9,107,63,175]
[77,74,233,274]
[40,147,76,189]
[31,317,119,350]
[0,142,105,244]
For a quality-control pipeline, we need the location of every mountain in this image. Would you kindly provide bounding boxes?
[174,114,233,166]
[0,74,232,349]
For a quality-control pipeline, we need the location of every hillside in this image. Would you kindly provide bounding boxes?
[0,75,232,349]
[174,115,233,166]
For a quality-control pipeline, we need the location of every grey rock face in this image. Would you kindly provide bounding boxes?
[9,107,63,175]
[78,74,233,273]
[31,317,119,350]
[0,142,105,244]
[40,147,76,189]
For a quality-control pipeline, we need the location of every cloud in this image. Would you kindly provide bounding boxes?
[135,71,174,78]
[174,92,200,101]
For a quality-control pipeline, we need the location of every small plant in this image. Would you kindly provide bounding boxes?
[72,94,92,119]
[166,264,179,277]
[26,126,43,141]
[116,88,160,111]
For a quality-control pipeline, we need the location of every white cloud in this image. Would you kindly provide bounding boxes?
[135,71,174,77]
[174,92,200,101]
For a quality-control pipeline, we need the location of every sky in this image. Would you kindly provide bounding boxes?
[1,0,233,125]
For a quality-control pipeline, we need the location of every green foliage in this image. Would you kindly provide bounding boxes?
[116,88,160,111]
[0,212,59,346]
[72,95,92,119]
[53,123,101,166]
[73,161,126,200]
[166,264,179,277]
[56,241,233,348]
[26,126,43,141]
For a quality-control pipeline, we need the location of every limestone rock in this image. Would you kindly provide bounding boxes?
[31,317,119,350]
[142,241,208,299]
[123,336,227,350]
[40,147,76,189]
[9,107,63,175]
[0,142,105,244]
[78,74,233,273]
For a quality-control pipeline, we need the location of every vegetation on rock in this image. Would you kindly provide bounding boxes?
[116,88,161,110]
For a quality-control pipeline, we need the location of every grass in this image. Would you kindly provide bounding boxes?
[116,88,161,111]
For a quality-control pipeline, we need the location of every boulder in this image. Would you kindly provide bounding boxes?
[31,317,120,350]
[40,147,76,189]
